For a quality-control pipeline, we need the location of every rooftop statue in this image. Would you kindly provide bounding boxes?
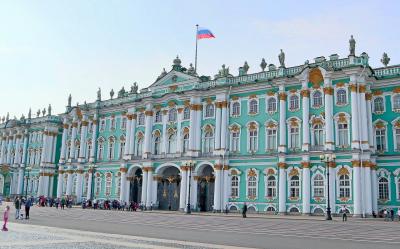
[48,104,52,116]
[110,89,114,99]
[278,49,285,68]
[243,61,249,74]
[349,35,356,56]
[84,101,89,110]
[97,87,101,101]
[28,108,31,119]
[36,110,40,118]
[187,63,196,75]
[215,64,231,78]
[260,58,267,71]
[381,52,390,67]
[130,82,138,94]
[118,87,126,98]
[42,108,46,116]
[1,117,4,123]
[68,94,72,107]
[6,112,9,121]
[20,114,25,121]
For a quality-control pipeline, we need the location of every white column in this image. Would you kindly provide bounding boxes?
[69,118,78,160]
[301,160,310,214]
[6,134,13,164]
[222,165,229,210]
[324,81,334,150]
[220,102,228,152]
[143,105,153,159]
[213,166,222,211]
[214,103,222,151]
[278,158,286,213]
[89,116,98,162]
[146,169,153,207]
[353,161,362,216]
[188,101,197,153]
[14,133,22,165]
[0,134,7,164]
[57,167,64,198]
[40,130,48,164]
[364,164,372,216]
[79,116,88,162]
[120,167,127,201]
[301,89,310,151]
[176,108,183,153]
[124,179,130,203]
[359,85,369,150]
[46,132,55,163]
[366,94,374,151]
[128,115,137,156]
[66,166,74,196]
[37,171,44,197]
[191,177,198,209]
[42,174,49,197]
[16,167,24,194]
[195,104,202,152]
[350,81,360,149]
[278,90,287,153]
[86,170,93,200]
[60,119,69,162]
[141,169,148,205]
[329,163,336,213]
[152,176,158,205]
[75,166,84,202]
[124,116,132,157]
[371,165,378,214]
[161,110,168,154]
[179,167,188,210]
[21,132,29,165]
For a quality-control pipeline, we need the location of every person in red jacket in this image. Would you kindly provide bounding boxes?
[2,206,10,231]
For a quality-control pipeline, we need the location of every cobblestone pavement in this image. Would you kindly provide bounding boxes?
[1,222,249,249]
[5,204,400,249]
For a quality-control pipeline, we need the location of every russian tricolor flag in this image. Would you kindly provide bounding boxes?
[197,27,215,39]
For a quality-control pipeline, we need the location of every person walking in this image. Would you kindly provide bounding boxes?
[341,206,347,222]
[14,197,21,220]
[384,209,389,221]
[390,209,394,221]
[61,197,65,210]
[397,209,400,221]
[242,203,248,218]
[2,206,10,231]
[25,198,32,219]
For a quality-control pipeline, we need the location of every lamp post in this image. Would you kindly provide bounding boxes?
[320,154,336,220]
[186,160,195,214]
[89,165,96,201]
[24,166,32,199]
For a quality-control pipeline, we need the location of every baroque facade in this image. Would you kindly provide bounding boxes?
[1,39,400,216]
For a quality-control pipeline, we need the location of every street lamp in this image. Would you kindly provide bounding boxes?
[186,160,195,214]
[24,166,32,199]
[89,165,96,201]
[320,154,336,220]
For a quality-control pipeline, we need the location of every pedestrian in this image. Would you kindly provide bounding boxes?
[150,202,153,211]
[341,205,347,222]
[14,197,21,220]
[2,206,10,231]
[61,197,65,210]
[384,209,389,221]
[372,211,376,218]
[390,209,394,221]
[397,209,400,221]
[242,203,247,218]
[25,197,32,219]
[225,204,229,214]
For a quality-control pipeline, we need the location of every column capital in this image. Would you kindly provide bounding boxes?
[301,89,310,98]
[278,162,287,169]
[119,167,128,173]
[278,92,287,101]
[323,86,334,95]
[301,161,310,168]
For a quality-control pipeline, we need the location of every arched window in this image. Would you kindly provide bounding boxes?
[338,123,349,147]
[110,118,116,130]
[266,206,276,212]
[87,139,92,160]
[231,175,239,198]
[75,140,80,159]
[289,95,299,110]
[289,175,300,198]
[121,117,127,130]
[378,177,389,200]
[167,131,176,154]
[119,136,125,159]
[267,97,277,113]
[72,174,77,195]
[116,172,121,197]
[313,174,324,198]
[249,127,258,153]
[313,124,324,149]
[100,119,106,131]
[247,176,257,198]
[232,102,240,116]
[83,173,89,196]
[374,97,384,113]
[0,175,4,195]
[393,95,400,110]
[339,175,350,198]
[108,137,115,160]
[182,129,189,153]
[289,126,300,150]
[266,175,276,198]
[231,130,240,153]
[336,89,347,105]
[376,127,386,151]
[266,127,277,151]
[168,108,177,122]
[312,91,323,108]
[205,104,214,118]
[183,107,190,120]
[153,132,161,155]
[138,113,145,126]
[249,99,258,114]
[155,111,162,123]
[95,173,101,196]
[97,138,104,160]
[105,172,112,196]
[136,135,143,156]
[203,128,214,153]
[62,174,68,194]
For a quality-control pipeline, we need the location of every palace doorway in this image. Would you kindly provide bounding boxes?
[128,168,142,203]
[157,166,181,211]
[197,165,214,212]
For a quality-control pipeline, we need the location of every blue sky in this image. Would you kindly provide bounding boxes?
[1,0,399,118]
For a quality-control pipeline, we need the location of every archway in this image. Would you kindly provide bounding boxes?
[127,167,143,203]
[157,166,181,210]
[197,164,214,212]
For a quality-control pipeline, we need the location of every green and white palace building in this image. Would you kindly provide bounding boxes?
[1,38,400,216]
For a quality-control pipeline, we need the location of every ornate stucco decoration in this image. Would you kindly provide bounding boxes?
[337,167,350,176]
[288,168,299,177]
[309,68,324,88]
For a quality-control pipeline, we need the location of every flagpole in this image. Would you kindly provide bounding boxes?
[194,24,199,74]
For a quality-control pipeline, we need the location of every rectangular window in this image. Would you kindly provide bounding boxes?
[266,129,277,150]
[290,127,300,149]
[338,123,348,146]
[376,129,386,151]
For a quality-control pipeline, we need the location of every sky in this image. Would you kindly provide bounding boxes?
[1,0,399,118]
